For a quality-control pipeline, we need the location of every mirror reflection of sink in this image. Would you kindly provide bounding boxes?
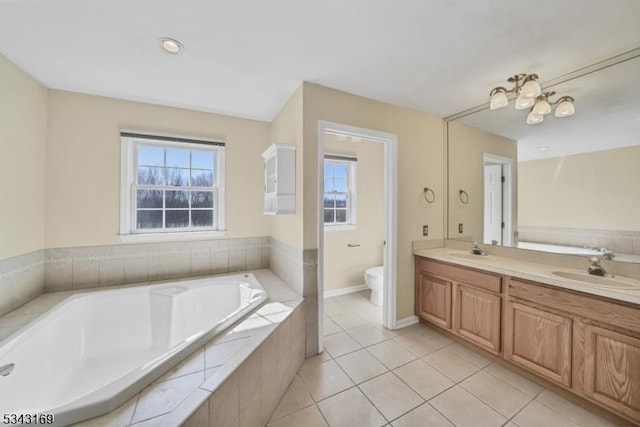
[447,251,497,261]
[551,271,640,289]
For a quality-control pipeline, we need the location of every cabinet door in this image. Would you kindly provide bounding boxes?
[453,284,501,354]
[582,324,640,420]
[504,301,572,386]
[417,273,452,329]
[265,155,277,194]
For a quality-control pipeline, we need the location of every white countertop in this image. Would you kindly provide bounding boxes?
[414,247,640,306]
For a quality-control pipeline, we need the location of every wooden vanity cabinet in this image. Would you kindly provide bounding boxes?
[415,255,640,424]
[508,278,640,422]
[415,257,502,353]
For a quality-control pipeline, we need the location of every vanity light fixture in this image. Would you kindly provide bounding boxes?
[159,37,182,54]
[489,74,575,124]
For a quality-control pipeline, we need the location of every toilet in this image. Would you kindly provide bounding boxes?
[364,266,384,306]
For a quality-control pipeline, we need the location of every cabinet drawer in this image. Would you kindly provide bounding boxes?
[418,258,502,293]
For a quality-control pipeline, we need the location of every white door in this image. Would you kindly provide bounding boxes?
[484,164,502,245]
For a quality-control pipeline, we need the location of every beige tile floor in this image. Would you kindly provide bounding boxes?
[267,290,618,427]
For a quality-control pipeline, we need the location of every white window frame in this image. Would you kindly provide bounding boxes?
[323,155,357,230]
[119,132,226,242]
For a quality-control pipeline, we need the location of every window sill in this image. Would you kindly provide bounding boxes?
[119,230,227,243]
[324,225,356,232]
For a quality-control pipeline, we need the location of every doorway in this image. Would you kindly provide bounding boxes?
[483,153,515,246]
[317,121,398,353]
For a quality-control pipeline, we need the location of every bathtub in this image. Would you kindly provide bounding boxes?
[0,273,267,426]
[517,241,607,256]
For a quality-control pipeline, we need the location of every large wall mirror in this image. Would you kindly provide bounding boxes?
[447,50,640,263]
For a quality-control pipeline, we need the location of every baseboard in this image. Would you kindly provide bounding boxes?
[393,315,419,330]
[324,284,368,298]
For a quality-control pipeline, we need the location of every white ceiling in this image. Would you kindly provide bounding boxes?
[1,0,640,122]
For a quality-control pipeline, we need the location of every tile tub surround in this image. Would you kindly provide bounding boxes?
[269,237,319,357]
[5,236,319,362]
[0,250,44,317]
[519,225,640,256]
[267,291,620,427]
[0,269,305,426]
[44,237,271,292]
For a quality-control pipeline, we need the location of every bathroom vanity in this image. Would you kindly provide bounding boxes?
[414,248,640,424]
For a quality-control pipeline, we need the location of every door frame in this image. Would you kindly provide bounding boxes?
[482,153,516,246]
[317,121,398,352]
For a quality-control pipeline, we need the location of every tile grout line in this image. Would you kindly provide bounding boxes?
[267,374,315,423]
[383,360,461,426]
[319,295,458,425]
[502,387,547,426]
[324,294,446,424]
[125,394,142,426]
[313,401,332,427]
[317,295,394,424]
[354,382,391,424]
[530,390,594,426]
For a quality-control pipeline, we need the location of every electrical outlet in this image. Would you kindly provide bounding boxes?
[423,225,429,236]
[458,223,464,233]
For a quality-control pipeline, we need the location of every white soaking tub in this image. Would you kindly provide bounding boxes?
[0,273,267,426]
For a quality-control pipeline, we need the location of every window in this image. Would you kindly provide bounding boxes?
[120,133,225,236]
[323,155,356,226]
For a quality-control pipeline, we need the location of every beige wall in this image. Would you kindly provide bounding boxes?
[448,121,517,243]
[302,82,445,319]
[0,54,48,259]
[324,134,385,291]
[45,90,271,248]
[519,145,640,230]
[269,86,304,249]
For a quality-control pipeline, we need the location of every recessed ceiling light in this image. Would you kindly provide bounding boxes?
[539,146,549,151]
[159,37,182,54]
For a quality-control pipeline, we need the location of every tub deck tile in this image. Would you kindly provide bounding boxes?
[131,371,205,424]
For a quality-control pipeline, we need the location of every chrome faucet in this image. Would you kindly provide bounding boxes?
[587,257,607,277]
[584,245,615,260]
[471,242,485,256]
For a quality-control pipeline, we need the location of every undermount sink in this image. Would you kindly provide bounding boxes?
[551,271,640,289]
[447,251,497,261]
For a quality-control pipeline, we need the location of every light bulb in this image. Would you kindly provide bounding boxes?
[159,38,182,54]
[555,98,575,117]
[532,99,551,115]
[526,111,544,124]
[521,77,541,98]
[515,94,535,110]
[489,88,509,110]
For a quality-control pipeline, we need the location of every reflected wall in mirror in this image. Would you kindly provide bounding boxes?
[447,52,640,263]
